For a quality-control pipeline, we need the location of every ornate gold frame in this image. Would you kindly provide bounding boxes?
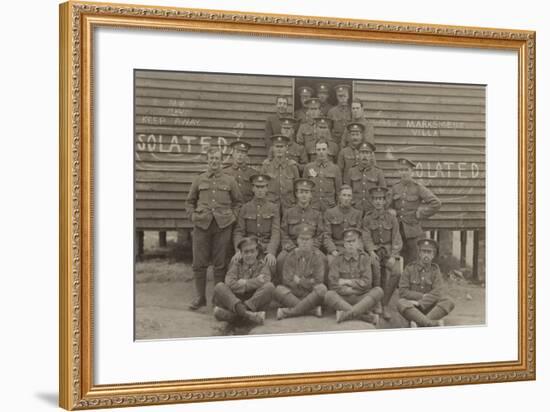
[59,1,536,409]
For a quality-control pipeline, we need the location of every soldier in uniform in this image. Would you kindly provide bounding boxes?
[186,146,243,310]
[397,238,455,327]
[213,237,275,325]
[295,86,314,128]
[324,228,384,324]
[340,99,375,148]
[264,95,290,149]
[232,174,280,274]
[313,116,340,163]
[338,122,364,178]
[389,158,442,265]
[324,185,363,266]
[362,186,403,320]
[345,141,386,215]
[303,140,342,212]
[317,82,333,115]
[274,224,327,319]
[276,179,325,283]
[267,116,308,174]
[261,134,301,210]
[296,97,321,155]
[327,84,352,147]
[223,140,257,204]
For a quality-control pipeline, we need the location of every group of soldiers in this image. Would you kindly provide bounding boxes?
[185,82,455,329]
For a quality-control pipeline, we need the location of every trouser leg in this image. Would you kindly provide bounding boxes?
[372,257,382,288]
[324,290,353,311]
[244,282,275,312]
[402,237,420,266]
[382,259,402,307]
[211,221,233,285]
[285,284,327,317]
[351,287,384,316]
[191,225,211,301]
[273,285,300,308]
[212,283,241,313]
[427,297,455,320]
[275,250,289,285]
[397,298,438,327]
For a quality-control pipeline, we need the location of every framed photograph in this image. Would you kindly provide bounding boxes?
[59,1,536,409]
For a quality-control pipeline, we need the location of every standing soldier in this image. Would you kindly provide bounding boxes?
[327,84,352,147]
[264,95,290,149]
[261,134,301,210]
[296,97,321,156]
[313,116,340,163]
[338,122,364,178]
[324,185,363,266]
[295,86,314,128]
[317,82,333,115]
[276,179,325,283]
[324,228,384,324]
[233,174,280,274]
[223,141,257,204]
[213,237,275,325]
[274,224,327,320]
[397,238,455,327]
[303,140,342,212]
[271,116,308,174]
[345,141,386,215]
[362,186,403,320]
[340,99,375,148]
[186,146,243,310]
[389,158,442,265]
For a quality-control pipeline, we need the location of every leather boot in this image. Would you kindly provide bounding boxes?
[351,288,383,317]
[403,306,438,327]
[213,306,237,322]
[286,290,322,317]
[189,277,207,310]
[427,305,448,325]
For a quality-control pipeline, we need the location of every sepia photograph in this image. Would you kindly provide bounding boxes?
[134,70,486,340]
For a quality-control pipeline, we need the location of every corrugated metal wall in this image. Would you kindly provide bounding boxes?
[135,72,485,231]
[134,71,293,230]
[354,80,485,229]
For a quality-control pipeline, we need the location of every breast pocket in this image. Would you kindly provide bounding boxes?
[381,221,394,243]
[244,214,258,234]
[327,214,344,238]
[259,212,274,233]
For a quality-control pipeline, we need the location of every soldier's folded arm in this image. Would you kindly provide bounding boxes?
[327,260,342,291]
[245,265,271,292]
[226,262,246,295]
[417,185,442,219]
[229,177,244,216]
[398,266,424,301]
[282,255,299,289]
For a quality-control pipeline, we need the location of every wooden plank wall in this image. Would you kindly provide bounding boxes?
[354,80,486,229]
[135,70,293,230]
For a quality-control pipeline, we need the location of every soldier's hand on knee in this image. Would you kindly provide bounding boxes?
[264,253,276,267]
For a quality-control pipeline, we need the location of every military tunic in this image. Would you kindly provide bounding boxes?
[362,210,402,258]
[213,257,275,313]
[223,163,257,204]
[264,113,285,148]
[280,205,325,251]
[319,101,334,116]
[345,165,386,214]
[294,107,308,129]
[233,198,281,256]
[327,104,352,146]
[337,144,360,178]
[281,247,325,298]
[323,205,363,254]
[296,120,315,151]
[302,160,342,212]
[260,157,300,209]
[327,251,374,295]
[398,261,454,314]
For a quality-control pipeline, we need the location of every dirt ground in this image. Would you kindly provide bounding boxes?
[135,256,486,340]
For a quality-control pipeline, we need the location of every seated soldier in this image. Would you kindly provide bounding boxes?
[232,174,280,274]
[274,224,327,319]
[276,178,325,283]
[362,186,403,321]
[324,185,363,266]
[324,228,384,325]
[213,237,275,325]
[397,238,455,327]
